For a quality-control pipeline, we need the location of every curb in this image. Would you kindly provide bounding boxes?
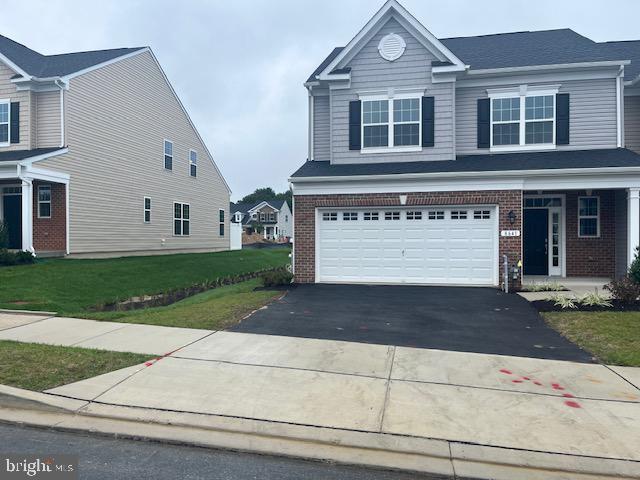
[0,309,57,316]
[0,386,638,479]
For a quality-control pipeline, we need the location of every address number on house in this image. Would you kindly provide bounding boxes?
[500,230,521,237]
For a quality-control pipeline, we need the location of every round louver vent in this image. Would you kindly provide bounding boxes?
[378,33,406,61]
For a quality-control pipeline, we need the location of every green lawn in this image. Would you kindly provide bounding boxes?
[0,248,290,316]
[543,311,640,366]
[0,340,151,391]
[85,279,284,330]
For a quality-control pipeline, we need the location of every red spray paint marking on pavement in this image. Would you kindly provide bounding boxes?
[499,369,513,375]
[512,379,523,383]
[144,361,154,367]
[533,381,543,386]
[565,401,581,408]
[563,393,575,398]
[551,383,565,391]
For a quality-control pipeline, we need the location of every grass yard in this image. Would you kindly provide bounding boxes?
[86,279,284,330]
[0,248,290,316]
[0,340,151,391]
[543,311,640,366]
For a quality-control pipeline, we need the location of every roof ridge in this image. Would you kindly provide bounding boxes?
[41,46,146,59]
[440,28,577,41]
[0,33,44,57]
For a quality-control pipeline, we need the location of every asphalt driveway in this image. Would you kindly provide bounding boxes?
[229,284,593,362]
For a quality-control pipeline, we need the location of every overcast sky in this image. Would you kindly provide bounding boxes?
[2,0,640,199]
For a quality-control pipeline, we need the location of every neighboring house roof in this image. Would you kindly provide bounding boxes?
[0,147,67,163]
[290,149,640,179]
[0,34,145,78]
[230,200,290,225]
[308,28,638,82]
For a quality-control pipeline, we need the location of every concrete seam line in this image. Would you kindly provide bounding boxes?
[603,364,640,392]
[378,346,397,433]
[0,315,57,332]
[448,442,457,480]
[66,323,131,347]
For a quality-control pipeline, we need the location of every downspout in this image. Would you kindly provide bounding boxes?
[616,66,624,148]
[54,79,65,147]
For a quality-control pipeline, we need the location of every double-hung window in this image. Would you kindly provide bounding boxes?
[0,100,9,146]
[489,86,557,151]
[174,202,190,236]
[37,185,51,218]
[219,209,225,236]
[164,140,173,170]
[189,150,197,177]
[362,96,421,151]
[578,196,599,237]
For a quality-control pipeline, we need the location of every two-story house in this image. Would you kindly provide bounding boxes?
[290,0,640,288]
[230,200,292,241]
[0,34,230,257]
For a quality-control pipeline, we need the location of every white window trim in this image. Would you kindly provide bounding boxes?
[488,85,560,152]
[360,92,422,154]
[164,139,173,171]
[189,149,197,177]
[143,196,151,224]
[37,184,51,219]
[0,98,10,147]
[578,195,600,238]
[173,202,191,236]
[219,208,225,236]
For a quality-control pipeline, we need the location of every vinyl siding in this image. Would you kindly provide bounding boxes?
[38,50,230,254]
[330,18,455,164]
[35,90,62,148]
[277,201,292,237]
[313,94,330,160]
[0,61,32,150]
[456,78,619,155]
[625,95,640,154]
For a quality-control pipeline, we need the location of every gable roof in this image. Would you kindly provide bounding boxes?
[0,34,145,79]
[231,200,288,214]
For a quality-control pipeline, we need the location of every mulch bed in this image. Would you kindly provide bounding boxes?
[532,299,640,313]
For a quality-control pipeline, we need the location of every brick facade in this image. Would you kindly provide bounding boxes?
[293,190,523,288]
[32,181,66,254]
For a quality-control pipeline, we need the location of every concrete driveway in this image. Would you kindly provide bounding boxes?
[229,284,592,362]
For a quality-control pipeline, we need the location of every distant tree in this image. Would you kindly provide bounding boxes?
[239,187,292,209]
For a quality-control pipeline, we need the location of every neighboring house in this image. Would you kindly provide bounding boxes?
[290,0,640,288]
[230,200,292,241]
[0,35,230,257]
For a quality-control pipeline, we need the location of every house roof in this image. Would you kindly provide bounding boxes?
[0,34,145,78]
[230,200,289,214]
[290,149,640,179]
[0,147,66,163]
[308,28,638,83]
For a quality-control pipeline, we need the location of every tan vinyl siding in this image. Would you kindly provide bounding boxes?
[0,61,32,150]
[456,78,619,155]
[313,94,330,160]
[38,50,230,254]
[330,18,455,164]
[35,90,61,148]
[625,95,640,154]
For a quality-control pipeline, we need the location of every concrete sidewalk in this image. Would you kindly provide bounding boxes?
[1,312,640,478]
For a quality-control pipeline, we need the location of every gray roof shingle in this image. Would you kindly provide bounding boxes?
[0,147,66,163]
[0,34,145,78]
[290,149,640,178]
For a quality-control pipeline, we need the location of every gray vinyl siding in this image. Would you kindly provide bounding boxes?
[0,61,32,150]
[330,18,454,164]
[38,50,230,254]
[456,78,619,155]
[313,94,330,160]
[625,95,640,154]
[35,90,61,148]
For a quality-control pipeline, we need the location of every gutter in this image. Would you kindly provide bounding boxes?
[466,60,631,76]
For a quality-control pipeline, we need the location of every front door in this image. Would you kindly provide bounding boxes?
[2,195,22,249]
[523,209,548,275]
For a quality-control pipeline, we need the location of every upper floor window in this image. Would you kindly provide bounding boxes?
[164,140,173,170]
[37,185,51,218]
[362,96,421,151]
[144,197,151,223]
[0,100,9,146]
[189,150,197,177]
[489,86,557,151]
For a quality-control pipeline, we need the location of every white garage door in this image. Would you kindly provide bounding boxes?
[317,206,498,285]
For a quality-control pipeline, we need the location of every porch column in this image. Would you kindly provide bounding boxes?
[628,187,640,267]
[20,178,34,253]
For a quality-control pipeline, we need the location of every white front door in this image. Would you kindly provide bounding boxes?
[316,206,498,285]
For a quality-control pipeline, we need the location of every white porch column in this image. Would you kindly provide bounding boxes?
[628,187,640,267]
[20,178,34,253]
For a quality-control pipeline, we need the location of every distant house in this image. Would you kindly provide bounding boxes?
[0,34,230,257]
[230,200,292,241]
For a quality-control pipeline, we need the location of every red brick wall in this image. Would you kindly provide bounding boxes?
[293,190,523,288]
[32,181,66,254]
[564,190,615,277]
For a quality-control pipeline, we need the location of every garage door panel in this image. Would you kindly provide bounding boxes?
[317,206,496,285]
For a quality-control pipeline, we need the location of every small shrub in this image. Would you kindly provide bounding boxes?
[0,221,8,249]
[629,247,640,285]
[547,293,577,309]
[522,281,565,292]
[0,248,36,267]
[604,277,640,304]
[261,270,293,287]
[578,290,613,308]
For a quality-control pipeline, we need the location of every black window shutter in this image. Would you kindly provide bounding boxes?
[477,98,490,149]
[556,93,570,145]
[348,100,361,150]
[10,102,19,144]
[422,96,435,147]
